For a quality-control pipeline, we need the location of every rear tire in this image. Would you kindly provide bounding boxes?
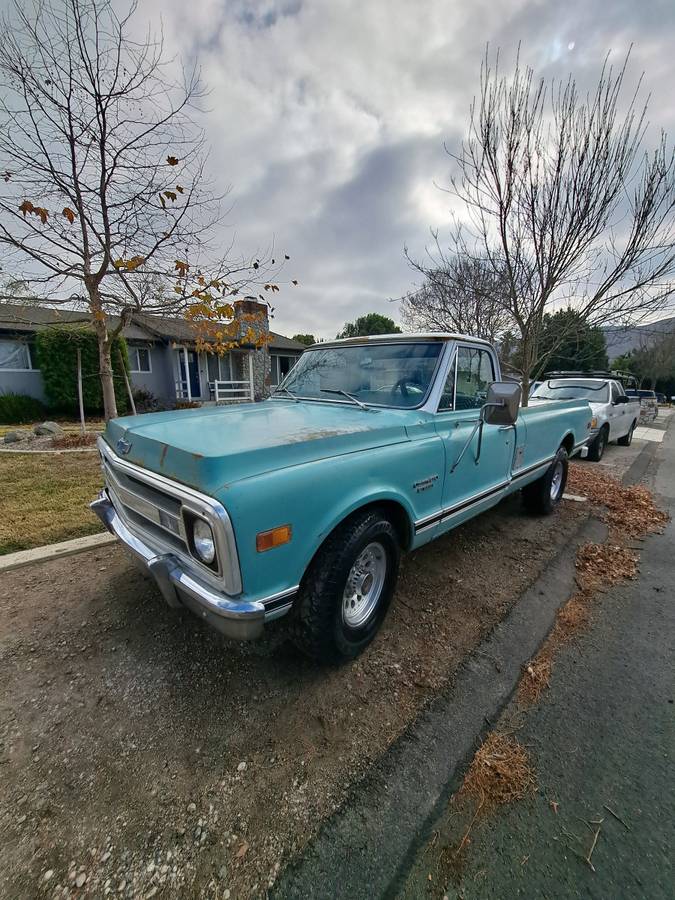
[291,509,401,663]
[522,447,568,515]
[587,426,608,461]
[617,420,637,447]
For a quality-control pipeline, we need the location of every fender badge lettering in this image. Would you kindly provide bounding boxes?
[413,474,439,493]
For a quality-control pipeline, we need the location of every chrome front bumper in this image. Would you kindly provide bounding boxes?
[90,492,265,640]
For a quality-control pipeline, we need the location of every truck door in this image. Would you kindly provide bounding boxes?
[609,381,628,438]
[434,345,515,531]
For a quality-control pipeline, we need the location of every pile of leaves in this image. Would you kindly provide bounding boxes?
[51,433,98,449]
[567,463,669,537]
[576,541,639,586]
[459,732,537,812]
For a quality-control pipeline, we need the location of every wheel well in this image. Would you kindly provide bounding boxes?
[561,432,575,454]
[297,499,413,595]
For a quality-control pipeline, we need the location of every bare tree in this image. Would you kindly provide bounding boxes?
[445,50,675,403]
[401,246,512,344]
[0,0,285,419]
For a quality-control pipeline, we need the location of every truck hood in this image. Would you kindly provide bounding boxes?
[104,399,415,493]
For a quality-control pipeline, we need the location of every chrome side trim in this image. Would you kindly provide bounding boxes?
[414,456,555,534]
[98,437,242,596]
[261,585,300,611]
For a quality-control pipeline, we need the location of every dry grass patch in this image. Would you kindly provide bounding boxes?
[0,451,103,553]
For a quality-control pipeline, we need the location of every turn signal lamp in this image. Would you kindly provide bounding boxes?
[256,524,292,552]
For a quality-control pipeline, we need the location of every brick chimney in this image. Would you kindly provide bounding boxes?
[233,298,270,400]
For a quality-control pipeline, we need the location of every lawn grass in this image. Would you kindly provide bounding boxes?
[0,450,104,554]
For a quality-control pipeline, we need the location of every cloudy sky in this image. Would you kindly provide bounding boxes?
[134,0,674,340]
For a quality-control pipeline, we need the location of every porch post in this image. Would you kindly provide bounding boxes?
[248,351,255,401]
[183,346,192,401]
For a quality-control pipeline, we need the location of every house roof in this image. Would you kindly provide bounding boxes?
[0,302,305,352]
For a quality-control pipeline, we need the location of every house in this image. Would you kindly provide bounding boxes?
[0,299,305,406]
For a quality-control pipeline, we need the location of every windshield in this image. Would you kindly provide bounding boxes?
[532,379,609,403]
[275,341,443,409]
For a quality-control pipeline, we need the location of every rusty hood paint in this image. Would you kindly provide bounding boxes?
[103,399,416,493]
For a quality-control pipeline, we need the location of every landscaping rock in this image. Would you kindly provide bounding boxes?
[3,429,32,443]
[33,421,64,436]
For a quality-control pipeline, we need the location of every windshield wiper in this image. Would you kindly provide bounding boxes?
[321,388,369,410]
[272,386,300,402]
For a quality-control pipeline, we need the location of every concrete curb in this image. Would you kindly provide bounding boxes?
[0,531,116,573]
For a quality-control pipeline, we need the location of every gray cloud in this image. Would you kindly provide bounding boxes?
[130,0,675,338]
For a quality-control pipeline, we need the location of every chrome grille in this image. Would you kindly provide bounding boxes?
[97,437,243,596]
[102,455,188,550]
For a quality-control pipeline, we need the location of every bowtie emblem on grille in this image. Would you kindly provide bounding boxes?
[116,438,132,456]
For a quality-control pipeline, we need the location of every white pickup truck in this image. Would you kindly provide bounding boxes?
[530,376,640,461]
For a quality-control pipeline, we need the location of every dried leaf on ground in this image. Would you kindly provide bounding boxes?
[568,464,669,537]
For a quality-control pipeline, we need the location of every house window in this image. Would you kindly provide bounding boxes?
[271,354,298,385]
[206,352,232,382]
[129,346,151,373]
[0,339,32,371]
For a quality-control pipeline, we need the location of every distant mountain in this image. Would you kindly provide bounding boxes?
[602,316,675,361]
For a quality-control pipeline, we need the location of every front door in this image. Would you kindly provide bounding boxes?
[435,345,514,529]
[177,350,201,399]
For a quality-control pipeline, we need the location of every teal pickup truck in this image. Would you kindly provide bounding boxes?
[91,334,591,661]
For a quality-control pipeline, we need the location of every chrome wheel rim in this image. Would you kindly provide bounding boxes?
[550,461,564,500]
[342,542,387,628]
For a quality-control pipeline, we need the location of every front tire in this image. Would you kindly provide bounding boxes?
[587,426,608,461]
[522,447,568,515]
[617,420,637,446]
[292,509,401,662]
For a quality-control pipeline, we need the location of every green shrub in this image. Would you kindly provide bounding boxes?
[0,391,47,424]
[35,326,129,415]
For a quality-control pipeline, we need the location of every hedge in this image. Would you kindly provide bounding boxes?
[0,391,47,424]
[35,326,130,415]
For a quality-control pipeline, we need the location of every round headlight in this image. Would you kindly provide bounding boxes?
[193,518,216,564]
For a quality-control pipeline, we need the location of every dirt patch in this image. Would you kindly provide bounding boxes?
[0,494,585,899]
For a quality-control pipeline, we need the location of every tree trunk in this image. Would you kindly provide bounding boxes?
[99,336,118,421]
[91,316,118,421]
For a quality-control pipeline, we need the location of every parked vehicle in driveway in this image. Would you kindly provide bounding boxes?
[626,388,659,422]
[531,375,640,461]
[91,334,591,661]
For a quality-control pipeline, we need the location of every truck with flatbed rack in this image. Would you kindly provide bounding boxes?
[530,372,640,461]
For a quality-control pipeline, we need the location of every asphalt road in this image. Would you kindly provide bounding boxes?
[398,414,675,899]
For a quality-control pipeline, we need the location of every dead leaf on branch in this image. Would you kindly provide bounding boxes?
[166,155,179,166]
[19,200,48,223]
[62,207,75,224]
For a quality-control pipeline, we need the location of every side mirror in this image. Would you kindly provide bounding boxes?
[614,395,628,405]
[482,381,522,426]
